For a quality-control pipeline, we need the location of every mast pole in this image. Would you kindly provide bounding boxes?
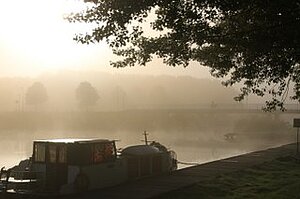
[143,131,148,145]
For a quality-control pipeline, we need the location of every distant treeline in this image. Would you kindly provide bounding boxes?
[0,71,238,112]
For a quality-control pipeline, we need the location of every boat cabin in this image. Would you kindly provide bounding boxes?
[31,139,118,193]
[33,138,117,166]
[1,137,177,195]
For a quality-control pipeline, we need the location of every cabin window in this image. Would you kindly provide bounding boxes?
[49,145,57,163]
[34,143,46,162]
[91,142,116,164]
[93,144,105,163]
[104,142,115,160]
[58,145,67,163]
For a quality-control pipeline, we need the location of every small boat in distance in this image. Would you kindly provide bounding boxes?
[0,133,177,197]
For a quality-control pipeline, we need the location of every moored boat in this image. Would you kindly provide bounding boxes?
[0,134,177,198]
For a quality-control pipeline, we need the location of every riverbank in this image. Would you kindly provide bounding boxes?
[157,155,300,199]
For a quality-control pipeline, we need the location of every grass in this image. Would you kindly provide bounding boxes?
[158,156,300,199]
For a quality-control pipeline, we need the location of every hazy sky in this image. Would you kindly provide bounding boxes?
[0,0,211,78]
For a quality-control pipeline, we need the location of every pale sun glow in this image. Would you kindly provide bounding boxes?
[0,0,111,76]
[0,0,211,78]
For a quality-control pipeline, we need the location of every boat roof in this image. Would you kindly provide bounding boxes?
[121,145,161,156]
[33,138,113,144]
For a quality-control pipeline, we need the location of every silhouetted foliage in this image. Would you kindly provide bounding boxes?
[76,81,99,111]
[68,0,300,111]
[25,82,48,109]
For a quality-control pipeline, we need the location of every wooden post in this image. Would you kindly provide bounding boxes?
[293,118,300,156]
[297,127,299,155]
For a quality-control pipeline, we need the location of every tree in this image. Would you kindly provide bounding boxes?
[76,81,99,111]
[68,0,300,111]
[26,82,48,110]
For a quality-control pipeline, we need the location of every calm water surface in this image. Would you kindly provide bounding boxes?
[0,130,292,169]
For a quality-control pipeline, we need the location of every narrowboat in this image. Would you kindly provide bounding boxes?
[0,135,177,197]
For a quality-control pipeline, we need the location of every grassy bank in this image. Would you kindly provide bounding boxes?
[158,156,300,199]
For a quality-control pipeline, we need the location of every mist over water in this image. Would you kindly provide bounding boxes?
[0,71,297,169]
[0,111,294,169]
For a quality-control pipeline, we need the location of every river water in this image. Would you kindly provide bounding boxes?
[0,129,293,169]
